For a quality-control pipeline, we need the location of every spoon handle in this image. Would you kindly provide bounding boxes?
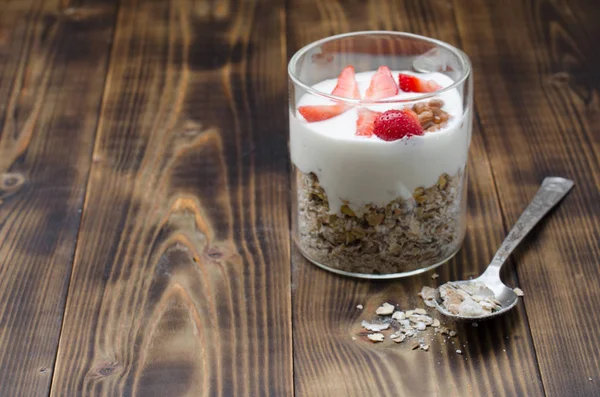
[482,177,574,278]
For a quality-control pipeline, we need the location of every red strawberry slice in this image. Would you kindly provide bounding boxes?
[365,66,398,99]
[332,65,360,99]
[298,104,347,122]
[298,66,360,123]
[356,108,381,136]
[373,109,424,141]
[398,73,442,93]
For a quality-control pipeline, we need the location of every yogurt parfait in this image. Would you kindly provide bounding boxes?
[288,32,472,278]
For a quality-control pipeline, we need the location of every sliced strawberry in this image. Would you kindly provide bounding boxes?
[356,108,381,136]
[298,66,359,123]
[331,65,360,99]
[365,66,398,99]
[398,73,442,93]
[298,104,347,122]
[373,109,423,141]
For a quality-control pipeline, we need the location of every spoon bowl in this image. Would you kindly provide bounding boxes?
[434,177,574,321]
[433,277,518,321]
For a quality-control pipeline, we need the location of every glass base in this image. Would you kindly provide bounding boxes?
[297,243,462,279]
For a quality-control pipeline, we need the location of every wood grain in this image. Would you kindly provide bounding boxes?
[454,0,600,395]
[50,0,292,396]
[287,0,545,396]
[0,0,596,395]
[0,0,116,395]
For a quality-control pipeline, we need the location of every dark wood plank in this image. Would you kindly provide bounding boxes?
[0,0,116,395]
[454,0,600,395]
[287,0,545,395]
[50,0,292,395]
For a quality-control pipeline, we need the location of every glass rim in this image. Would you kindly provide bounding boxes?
[287,31,472,105]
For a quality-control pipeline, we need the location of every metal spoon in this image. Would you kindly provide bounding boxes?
[434,177,574,320]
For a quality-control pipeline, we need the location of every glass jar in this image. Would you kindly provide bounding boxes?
[288,31,472,278]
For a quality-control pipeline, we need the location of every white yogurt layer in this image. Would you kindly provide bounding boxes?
[290,70,471,215]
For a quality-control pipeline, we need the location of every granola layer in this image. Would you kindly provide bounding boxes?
[295,169,466,275]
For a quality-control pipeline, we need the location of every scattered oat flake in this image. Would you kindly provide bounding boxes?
[352,336,357,341]
[376,302,395,315]
[431,273,439,279]
[514,288,524,297]
[456,349,462,354]
[411,315,433,326]
[392,334,406,343]
[419,286,436,300]
[354,302,457,349]
[356,304,363,310]
[367,333,385,342]
[361,320,390,332]
[392,311,405,321]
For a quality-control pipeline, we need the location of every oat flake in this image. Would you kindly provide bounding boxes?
[376,302,395,315]
[367,333,385,342]
[513,288,524,297]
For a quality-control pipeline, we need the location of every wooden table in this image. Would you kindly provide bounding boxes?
[1,0,599,396]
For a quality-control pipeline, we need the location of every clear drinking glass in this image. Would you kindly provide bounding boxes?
[288,31,472,278]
